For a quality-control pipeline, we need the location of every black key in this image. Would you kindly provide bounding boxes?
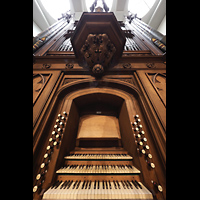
[124,181,129,189]
[94,180,96,189]
[121,180,126,189]
[116,181,121,189]
[60,181,67,189]
[67,180,73,189]
[108,180,112,189]
[63,180,70,189]
[88,180,92,189]
[113,181,117,189]
[127,180,133,189]
[54,180,62,189]
[76,180,81,189]
[55,181,63,189]
[105,181,108,189]
[102,180,105,189]
[131,180,138,189]
[51,180,59,189]
[98,180,100,189]
[85,180,89,189]
[135,180,142,189]
[72,180,78,189]
[81,180,86,189]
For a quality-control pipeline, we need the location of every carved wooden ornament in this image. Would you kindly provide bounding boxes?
[71,12,126,77]
[81,33,116,75]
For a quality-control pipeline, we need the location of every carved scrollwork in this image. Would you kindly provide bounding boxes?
[33,74,45,92]
[152,73,166,91]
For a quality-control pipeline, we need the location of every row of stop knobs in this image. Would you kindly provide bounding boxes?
[33,111,68,194]
[132,115,163,193]
[132,115,154,168]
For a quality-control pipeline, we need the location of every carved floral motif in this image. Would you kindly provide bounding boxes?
[80,33,116,76]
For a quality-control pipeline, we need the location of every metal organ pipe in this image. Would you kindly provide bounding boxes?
[57,38,73,51]
[33,19,69,53]
[125,12,166,53]
[33,13,73,53]
[134,18,166,45]
[132,19,166,53]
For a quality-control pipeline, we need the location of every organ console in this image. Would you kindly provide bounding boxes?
[32,112,163,199]
[33,1,166,199]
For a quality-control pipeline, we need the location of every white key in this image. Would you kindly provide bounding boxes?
[112,181,119,199]
[76,182,84,199]
[43,184,54,199]
[118,181,125,199]
[90,181,95,199]
[57,181,68,199]
[94,181,98,199]
[84,180,90,199]
[108,181,114,199]
[87,180,92,199]
[73,181,81,199]
[138,182,153,199]
[52,181,63,199]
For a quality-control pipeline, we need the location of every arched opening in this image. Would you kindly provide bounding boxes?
[54,87,140,171]
[73,92,124,147]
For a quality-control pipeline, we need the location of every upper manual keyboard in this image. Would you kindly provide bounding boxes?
[64,154,133,160]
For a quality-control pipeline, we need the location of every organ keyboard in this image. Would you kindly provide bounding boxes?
[56,164,140,175]
[43,179,153,199]
[64,154,133,160]
[43,148,153,199]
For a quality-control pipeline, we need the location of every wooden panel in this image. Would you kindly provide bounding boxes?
[33,74,51,105]
[33,70,62,130]
[146,72,166,106]
[135,70,166,131]
[32,75,166,200]
[77,115,121,139]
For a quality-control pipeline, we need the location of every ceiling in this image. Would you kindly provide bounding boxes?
[33,0,166,36]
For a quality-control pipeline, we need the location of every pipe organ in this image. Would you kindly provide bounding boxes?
[33,2,166,200]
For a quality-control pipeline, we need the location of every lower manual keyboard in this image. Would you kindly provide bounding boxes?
[43,180,153,199]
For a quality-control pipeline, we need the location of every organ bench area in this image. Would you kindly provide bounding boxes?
[33,4,166,200]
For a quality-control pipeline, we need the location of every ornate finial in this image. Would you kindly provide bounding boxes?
[57,10,73,22]
[90,0,109,12]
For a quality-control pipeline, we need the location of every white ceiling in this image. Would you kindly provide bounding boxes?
[33,0,166,36]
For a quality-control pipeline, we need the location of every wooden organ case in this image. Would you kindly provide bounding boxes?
[33,5,166,200]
